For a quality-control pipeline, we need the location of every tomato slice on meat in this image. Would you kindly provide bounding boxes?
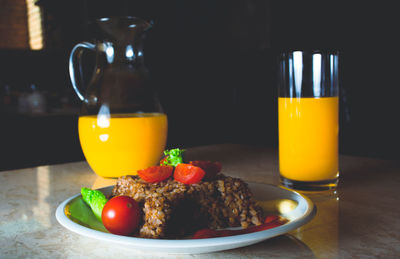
[189,161,222,180]
[137,165,173,183]
[174,164,206,184]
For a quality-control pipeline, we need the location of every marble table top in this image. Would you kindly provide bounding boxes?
[1,144,399,258]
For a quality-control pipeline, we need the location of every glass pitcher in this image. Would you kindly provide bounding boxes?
[69,16,167,178]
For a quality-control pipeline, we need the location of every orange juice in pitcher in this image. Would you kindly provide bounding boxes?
[79,113,167,178]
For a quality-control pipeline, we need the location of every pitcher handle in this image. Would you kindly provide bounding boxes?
[69,42,96,101]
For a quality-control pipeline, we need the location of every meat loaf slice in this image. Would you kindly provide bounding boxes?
[111,174,263,238]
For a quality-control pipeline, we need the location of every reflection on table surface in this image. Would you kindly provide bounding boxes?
[91,176,117,190]
[0,144,399,258]
[294,190,339,258]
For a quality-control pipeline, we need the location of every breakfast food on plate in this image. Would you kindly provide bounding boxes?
[110,148,264,239]
[82,148,285,239]
[112,173,263,238]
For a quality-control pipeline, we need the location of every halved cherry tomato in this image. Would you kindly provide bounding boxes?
[264,215,283,224]
[101,196,141,236]
[192,228,219,239]
[192,215,288,239]
[137,165,173,183]
[189,161,222,180]
[174,163,205,184]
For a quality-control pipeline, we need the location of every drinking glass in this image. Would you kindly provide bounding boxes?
[278,50,339,191]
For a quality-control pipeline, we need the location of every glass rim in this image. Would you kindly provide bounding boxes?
[279,49,340,55]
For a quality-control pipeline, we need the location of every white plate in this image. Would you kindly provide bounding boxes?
[56,182,315,254]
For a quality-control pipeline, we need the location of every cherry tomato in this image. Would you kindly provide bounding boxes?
[264,215,283,224]
[189,161,222,180]
[137,165,173,183]
[174,163,205,184]
[101,196,141,236]
[192,228,219,239]
[191,215,288,239]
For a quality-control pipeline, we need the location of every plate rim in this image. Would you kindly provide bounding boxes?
[55,182,316,253]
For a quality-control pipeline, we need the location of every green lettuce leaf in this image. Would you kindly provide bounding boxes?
[161,148,185,167]
[81,187,108,222]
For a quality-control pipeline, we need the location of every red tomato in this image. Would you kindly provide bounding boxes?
[192,228,219,239]
[174,163,205,184]
[264,215,282,224]
[244,221,283,233]
[189,161,222,180]
[137,165,173,183]
[191,215,288,239]
[101,196,141,236]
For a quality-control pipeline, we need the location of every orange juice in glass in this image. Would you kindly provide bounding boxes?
[279,97,338,181]
[79,113,167,178]
[278,50,339,190]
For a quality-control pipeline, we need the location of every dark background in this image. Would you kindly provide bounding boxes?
[0,0,399,171]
